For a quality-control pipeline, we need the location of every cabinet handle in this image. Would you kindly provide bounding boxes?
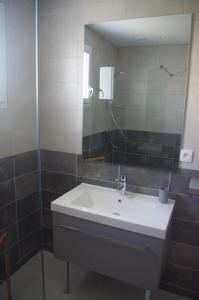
[59,224,158,259]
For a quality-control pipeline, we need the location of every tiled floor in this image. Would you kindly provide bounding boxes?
[0,251,190,300]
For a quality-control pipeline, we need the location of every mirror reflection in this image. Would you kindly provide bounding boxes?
[83,14,192,171]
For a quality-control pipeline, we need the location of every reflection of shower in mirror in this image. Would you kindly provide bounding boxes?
[108,69,126,139]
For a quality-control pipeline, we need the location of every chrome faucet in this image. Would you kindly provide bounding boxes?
[117,175,127,196]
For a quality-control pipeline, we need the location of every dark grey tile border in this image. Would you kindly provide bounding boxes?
[0,151,41,278]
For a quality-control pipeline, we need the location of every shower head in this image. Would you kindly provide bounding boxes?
[160,65,174,77]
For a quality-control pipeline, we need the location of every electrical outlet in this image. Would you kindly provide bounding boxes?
[180,149,194,163]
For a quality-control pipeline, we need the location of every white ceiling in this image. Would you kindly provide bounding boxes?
[88,14,192,47]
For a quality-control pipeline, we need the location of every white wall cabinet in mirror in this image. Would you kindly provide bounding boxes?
[82,14,192,171]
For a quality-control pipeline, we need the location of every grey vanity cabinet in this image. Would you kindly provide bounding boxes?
[53,212,166,291]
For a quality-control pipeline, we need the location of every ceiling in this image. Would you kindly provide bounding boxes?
[88,14,192,47]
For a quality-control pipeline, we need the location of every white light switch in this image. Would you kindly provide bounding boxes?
[180,149,194,163]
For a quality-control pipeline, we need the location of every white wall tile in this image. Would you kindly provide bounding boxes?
[39,58,77,83]
[125,0,184,19]
[0,0,37,158]
[184,0,199,20]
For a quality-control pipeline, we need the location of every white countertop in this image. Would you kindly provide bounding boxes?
[51,183,175,239]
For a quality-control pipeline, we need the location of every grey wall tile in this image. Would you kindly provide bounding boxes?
[77,177,117,189]
[0,203,17,230]
[167,241,199,270]
[15,172,39,200]
[14,150,38,177]
[171,193,199,222]
[0,224,19,247]
[43,227,53,252]
[126,153,149,167]
[41,170,76,193]
[0,179,15,208]
[17,192,40,219]
[77,156,119,182]
[170,169,199,194]
[0,156,14,183]
[149,133,175,146]
[149,156,173,171]
[160,281,199,299]
[0,244,20,278]
[42,190,62,209]
[42,208,52,229]
[18,211,41,239]
[168,219,199,247]
[162,263,199,294]
[127,184,158,196]
[120,165,169,189]
[20,229,41,264]
[41,149,76,175]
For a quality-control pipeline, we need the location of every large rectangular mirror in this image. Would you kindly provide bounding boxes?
[82,14,192,171]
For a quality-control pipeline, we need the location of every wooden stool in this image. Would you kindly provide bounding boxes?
[0,233,12,300]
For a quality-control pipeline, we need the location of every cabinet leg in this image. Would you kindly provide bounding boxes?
[64,262,70,294]
[145,289,151,300]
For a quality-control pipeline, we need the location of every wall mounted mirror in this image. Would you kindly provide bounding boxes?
[82,14,192,171]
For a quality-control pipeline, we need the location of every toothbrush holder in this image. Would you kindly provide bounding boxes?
[159,187,169,204]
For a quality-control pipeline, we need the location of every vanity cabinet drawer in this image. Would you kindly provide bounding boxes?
[53,212,165,290]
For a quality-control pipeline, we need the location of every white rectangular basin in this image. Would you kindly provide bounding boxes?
[51,183,175,239]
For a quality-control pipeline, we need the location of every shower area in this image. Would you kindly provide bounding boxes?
[0,1,85,299]
[0,0,43,299]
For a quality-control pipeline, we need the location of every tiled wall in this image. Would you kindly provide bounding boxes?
[0,151,41,279]
[115,45,188,134]
[41,149,199,299]
[83,129,181,171]
[0,0,37,159]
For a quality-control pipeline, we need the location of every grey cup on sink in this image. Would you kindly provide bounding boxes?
[159,187,169,204]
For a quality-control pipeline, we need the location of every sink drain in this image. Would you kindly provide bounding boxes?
[112,212,120,216]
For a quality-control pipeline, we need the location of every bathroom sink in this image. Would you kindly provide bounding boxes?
[51,183,175,239]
